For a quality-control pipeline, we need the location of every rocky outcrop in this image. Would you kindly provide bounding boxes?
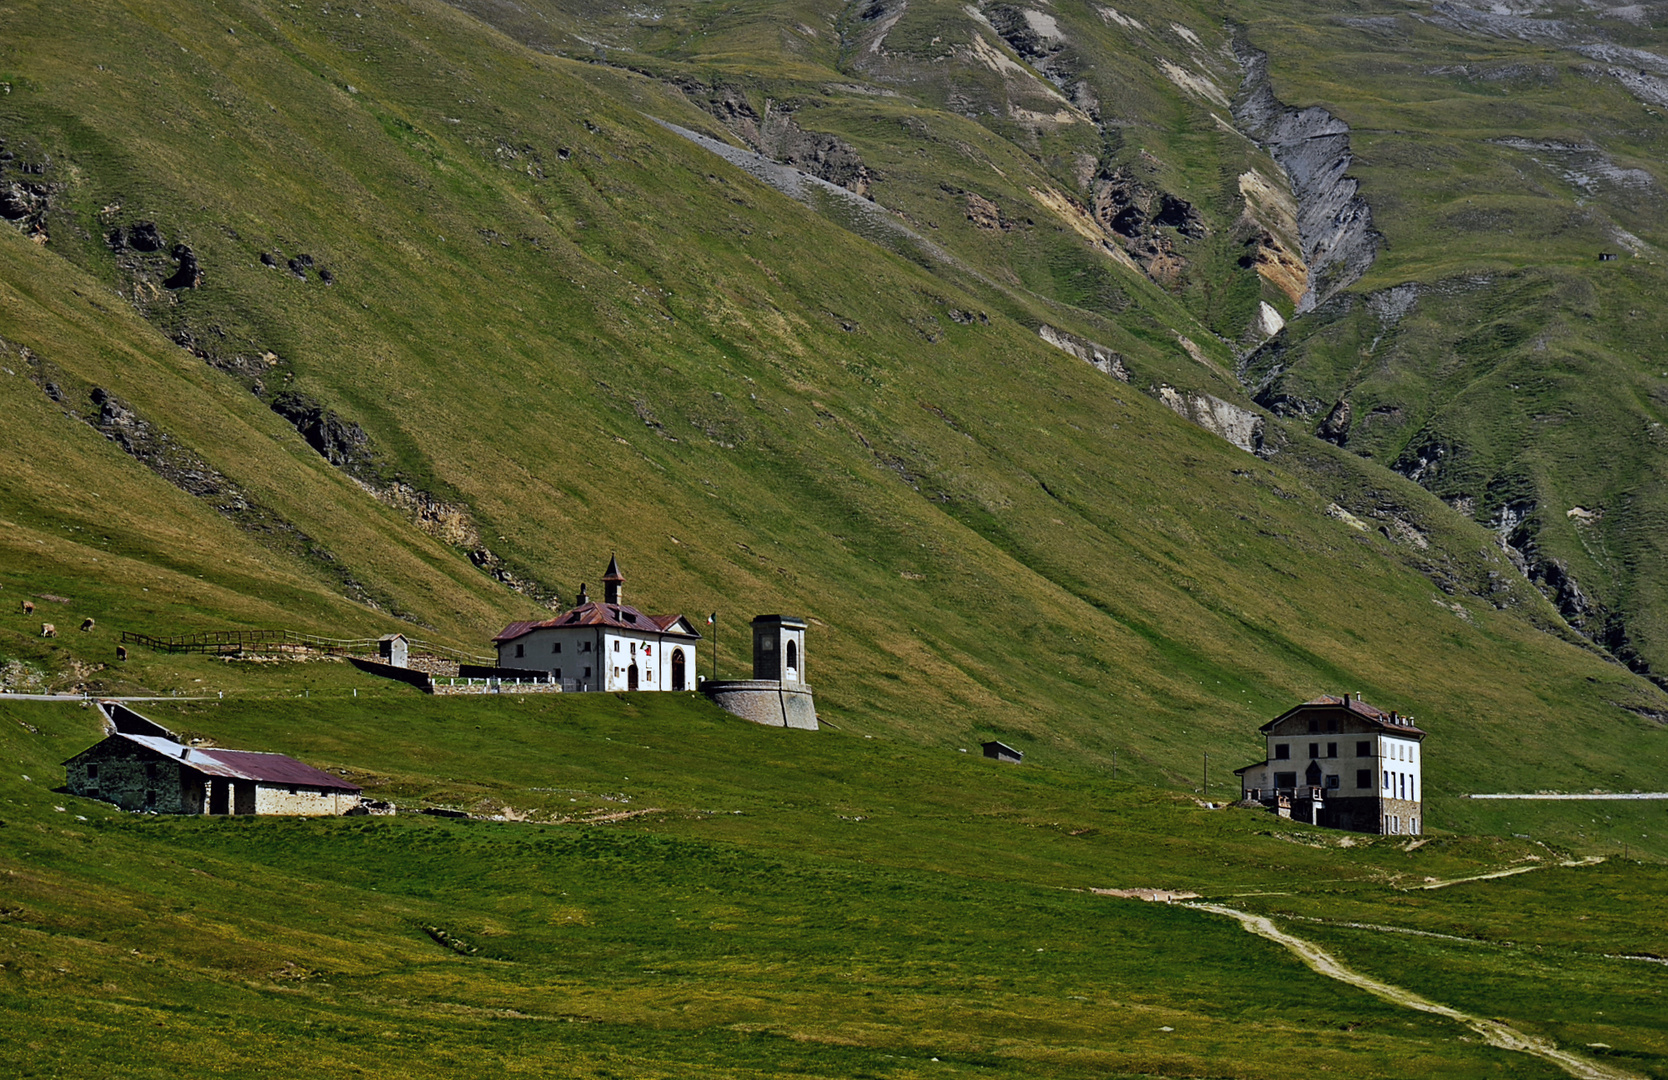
[0,142,57,242]
[1088,165,1205,286]
[1232,41,1380,312]
[1155,385,1271,456]
[1038,324,1130,380]
[676,83,872,197]
[163,244,203,289]
[269,392,378,478]
[1316,398,1351,445]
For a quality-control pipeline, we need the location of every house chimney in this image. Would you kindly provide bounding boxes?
[603,554,624,606]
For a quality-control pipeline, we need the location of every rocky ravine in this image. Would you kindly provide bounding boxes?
[1232,40,1380,313]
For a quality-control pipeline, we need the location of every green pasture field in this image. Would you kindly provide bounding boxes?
[4,694,1665,1078]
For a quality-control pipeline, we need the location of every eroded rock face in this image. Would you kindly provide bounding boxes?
[1233,41,1380,312]
[1088,166,1206,286]
[1317,398,1352,445]
[269,392,376,475]
[1156,384,1271,456]
[0,142,57,241]
[678,83,872,197]
[1038,324,1129,380]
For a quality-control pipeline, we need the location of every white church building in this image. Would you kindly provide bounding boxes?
[492,556,701,692]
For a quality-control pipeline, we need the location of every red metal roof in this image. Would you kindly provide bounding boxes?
[89,733,362,791]
[493,601,701,643]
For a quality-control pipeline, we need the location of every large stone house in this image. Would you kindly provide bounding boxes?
[1234,694,1425,835]
[492,556,701,692]
[64,703,362,816]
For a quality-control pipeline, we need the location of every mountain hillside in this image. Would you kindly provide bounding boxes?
[0,0,1665,824]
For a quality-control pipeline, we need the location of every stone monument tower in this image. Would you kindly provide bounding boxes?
[702,614,818,730]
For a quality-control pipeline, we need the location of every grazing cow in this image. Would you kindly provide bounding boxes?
[41,623,56,638]
[116,644,129,662]
[80,617,95,632]
[21,600,34,615]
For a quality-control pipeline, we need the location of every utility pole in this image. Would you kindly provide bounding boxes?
[1203,751,1209,799]
[711,613,718,683]
[1112,749,1118,783]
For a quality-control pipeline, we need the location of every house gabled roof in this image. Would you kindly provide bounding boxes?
[1259,695,1427,738]
[493,601,702,644]
[1233,759,1269,776]
[69,732,361,792]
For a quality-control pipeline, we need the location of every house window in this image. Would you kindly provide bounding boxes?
[614,640,620,652]
[552,642,561,654]
[1357,769,1372,789]
[1326,742,1337,758]
[1383,772,1392,791]
[554,668,561,680]
[146,763,158,781]
[86,763,99,780]
[1357,741,1371,757]
[1325,775,1340,789]
[630,642,636,656]
[516,643,525,658]
[1274,771,1296,788]
[1274,744,1290,760]
[288,786,298,795]
[1308,743,1319,759]
[584,666,592,678]
[582,641,591,652]
[1307,719,1319,733]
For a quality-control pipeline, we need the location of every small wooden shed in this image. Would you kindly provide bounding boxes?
[982,740,1023,764]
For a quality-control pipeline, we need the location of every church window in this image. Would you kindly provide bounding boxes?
[614,640,620,652]
[1383,772,1391,791]
[631,642,637,656]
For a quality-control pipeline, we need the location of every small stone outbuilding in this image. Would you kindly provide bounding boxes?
[64,702,361,816]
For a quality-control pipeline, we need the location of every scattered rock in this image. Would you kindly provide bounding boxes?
[1039,324,1130,380]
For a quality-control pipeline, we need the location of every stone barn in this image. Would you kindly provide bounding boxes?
[64,703,361,816]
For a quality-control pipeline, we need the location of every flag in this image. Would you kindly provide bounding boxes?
[707,612,716,624]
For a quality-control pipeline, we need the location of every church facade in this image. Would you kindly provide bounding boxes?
[492,557,701,692]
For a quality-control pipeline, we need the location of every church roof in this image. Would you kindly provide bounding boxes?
[1259,695,1427,737]
[602,554,624,583]
[493,602,701,644]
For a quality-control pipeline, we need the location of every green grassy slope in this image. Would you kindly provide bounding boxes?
[1229,0,1668,682]
[0,0,1663,800]
[4,696,1666,1077]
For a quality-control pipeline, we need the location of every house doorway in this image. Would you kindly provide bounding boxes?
[628,663,639,691]
[209,778,229,815]
[671,648,685,691]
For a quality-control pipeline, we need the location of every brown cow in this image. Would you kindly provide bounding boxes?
[21,600,34,615]
[116,644,129,662]
[80,617,95,632]
[40,623,56,638]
